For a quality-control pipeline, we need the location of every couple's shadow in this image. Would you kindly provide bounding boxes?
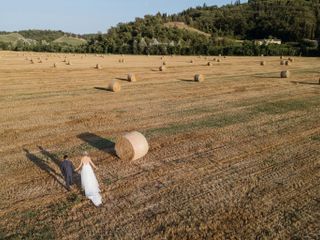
[24,133,115,192]
[23,146,82,191]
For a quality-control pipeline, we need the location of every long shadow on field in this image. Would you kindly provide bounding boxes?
[253,74,280,79]
[23,148,68,190]
[77,132,116,157]
[115,77,129,82]
[291,81,320,85]
[37,146,82,191]
[179,79,194,82]
[94,87,111,92]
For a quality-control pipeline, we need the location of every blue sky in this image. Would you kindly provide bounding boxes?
[0,0,243,34]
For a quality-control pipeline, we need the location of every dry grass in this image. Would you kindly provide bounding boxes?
[0,52,319,239]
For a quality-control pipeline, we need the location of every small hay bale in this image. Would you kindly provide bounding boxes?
[280,56,283,59]
[66,61,72,65]
[127,73,137,82]
[190,60,194,64]
[95,64,102,69]
[194,74,205,82]
[115,131,149,161]
[53,63,57,68]
[207,62,212,66]
[280,70,290,78]
[30,59,34,64]
[280,60,285,65]
[217,59,221,63]
[260,61,266,66]
[162,61,167,66]
[285,60,290,66]
[159,66,166,71]
[213,58,216,61]
[289,57,294,62]
[108,80,121,92]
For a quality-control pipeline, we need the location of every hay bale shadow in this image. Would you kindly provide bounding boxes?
[179,78,194,82]
[291,81,319,85]
[94,87,112,92]
[115,77,129,82]
[77,132,116,157]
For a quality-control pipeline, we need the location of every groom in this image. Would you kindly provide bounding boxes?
[60,155,75,191]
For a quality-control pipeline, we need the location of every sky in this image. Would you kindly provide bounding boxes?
[0,0,242,34]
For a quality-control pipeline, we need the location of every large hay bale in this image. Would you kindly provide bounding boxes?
[159,65,166,71]
[260,61,266,66]
[108,80,121,92]
[115,131,149,161]
[127,73,137,82]
[280,70,290,78]
[194,74,205,82]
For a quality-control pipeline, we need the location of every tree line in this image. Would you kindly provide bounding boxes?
[0,0,319,56]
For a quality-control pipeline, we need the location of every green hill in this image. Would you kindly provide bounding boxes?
[53,36,87,46]
[164,22,211,37]
[0,33,26,43]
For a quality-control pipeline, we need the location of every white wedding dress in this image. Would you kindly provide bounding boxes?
[81,163,102,206]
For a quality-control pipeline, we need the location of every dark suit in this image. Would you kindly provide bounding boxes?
[60,159,75,190]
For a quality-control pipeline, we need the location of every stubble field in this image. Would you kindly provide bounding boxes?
[0,51,319,239]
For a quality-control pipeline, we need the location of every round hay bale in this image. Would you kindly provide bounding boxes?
[213,58,216,61]
[289,57,294,62]
[260,61,266,66]
[280,56,283,59]
[115,131,149,161]
[190,60,194,64]
[285,60,290,66]
[53,63,57,68]
[280,70,290,78]
[194,74,205,82]
[280,60,285,65]
[127,73,136,82]
[217,59,221,63]
[207,62,212,66]
[159,66,166,71]
[108,80,121,92]
[162,61,167,66]
[95,64,102,69]
[30,59,34,64]
[66,61,72,65]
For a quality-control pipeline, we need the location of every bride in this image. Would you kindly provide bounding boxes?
[75,151,102,206]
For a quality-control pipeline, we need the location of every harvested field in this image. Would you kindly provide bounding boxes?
[0,51,319,239]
